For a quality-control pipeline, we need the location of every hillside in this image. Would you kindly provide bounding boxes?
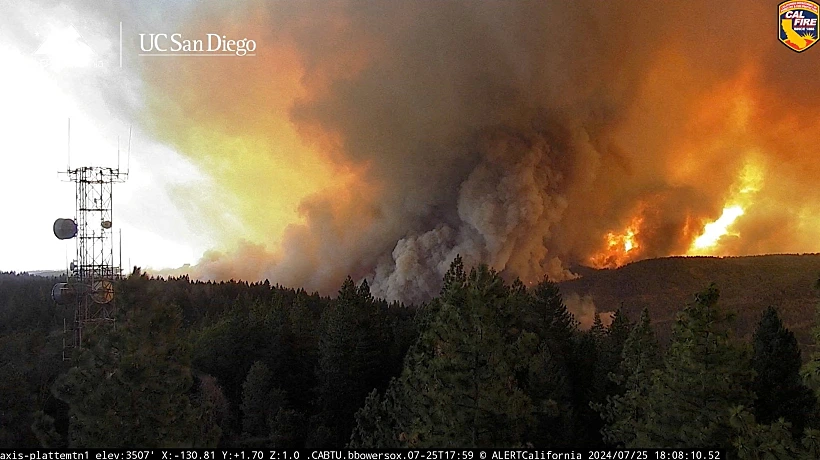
[560,254,820,352]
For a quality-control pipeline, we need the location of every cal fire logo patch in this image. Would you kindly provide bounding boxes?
[779,1,819,52]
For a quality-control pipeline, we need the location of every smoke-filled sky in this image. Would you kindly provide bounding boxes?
[2,1,819,303]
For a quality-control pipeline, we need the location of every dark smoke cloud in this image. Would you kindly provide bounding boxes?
[133,1,820,303]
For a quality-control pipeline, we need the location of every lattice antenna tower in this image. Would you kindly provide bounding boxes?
[52,121,130,357]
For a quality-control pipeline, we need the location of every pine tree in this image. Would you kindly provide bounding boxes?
[597,308,661,446]
[521,278,579,446]
[596,309,633,398]
[633,284,753,450]
[568,325,603,446]
[801,291,820,407]
[520,340,573,448]
[267,392,302,448]
[191,298,292,424]
[588,310,614,405]
[0,359,38,445]
[52,300,220,447]
[752,306,816,437]
[314,277,388,446]
[351,259,471,448]
[351,262,538,447]
[527,277,578,357]
[590,312,606,341]
[414,265,535,446]
[241,361,273,436]
[349,386,407,448]
[731,406,820,459]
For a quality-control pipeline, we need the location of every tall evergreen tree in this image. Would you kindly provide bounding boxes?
[590,312,606,341]
[191,298,293,429]
[568,324,604,446]
[596,309,633,398]
[801,291,820,403]
[351,258,471,448]
[267,389,302,448]
[752,306,816,437]
[313,277,389,446]
[349,385,407,448]
[52,300,220,447]
[633,284,753,450]
[520,277,578,446]
[520,339,573,448]
[597,308,661,446]
[351,262,538,447]
[241,361,273,436]
[527,278,578,358]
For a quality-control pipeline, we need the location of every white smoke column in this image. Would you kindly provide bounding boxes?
[370,128,579,302]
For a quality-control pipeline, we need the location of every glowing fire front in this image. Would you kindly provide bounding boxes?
[591,216,643,269]
[591,158,765,268]
[688,159,764,255]
[690,205,744,251]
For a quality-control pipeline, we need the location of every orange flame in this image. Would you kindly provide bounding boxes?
[591,216,644,268]
[687,159,764,255]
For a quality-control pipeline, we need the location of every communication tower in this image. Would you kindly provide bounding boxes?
[52,124,129,358]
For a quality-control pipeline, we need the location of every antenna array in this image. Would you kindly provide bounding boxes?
[52,122,130,358]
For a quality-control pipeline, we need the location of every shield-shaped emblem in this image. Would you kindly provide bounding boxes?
[779,1,819,52]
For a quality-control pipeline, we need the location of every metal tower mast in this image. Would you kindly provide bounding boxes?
[73,166,126,344]
[53,137,129,357]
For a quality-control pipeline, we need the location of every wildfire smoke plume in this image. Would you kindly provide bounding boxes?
[127,1,820,303]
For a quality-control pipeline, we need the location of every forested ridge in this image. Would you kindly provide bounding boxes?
[562,254,820,350]
[2,255,820,456]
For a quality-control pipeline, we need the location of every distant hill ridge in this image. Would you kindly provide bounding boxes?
[560,254,820,353]
[25,270,66,278]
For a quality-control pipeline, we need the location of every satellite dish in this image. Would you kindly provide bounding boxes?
[101,220,112,229]
[51,283,77,305]
[53,218,77,240]
[91,280,114,304]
